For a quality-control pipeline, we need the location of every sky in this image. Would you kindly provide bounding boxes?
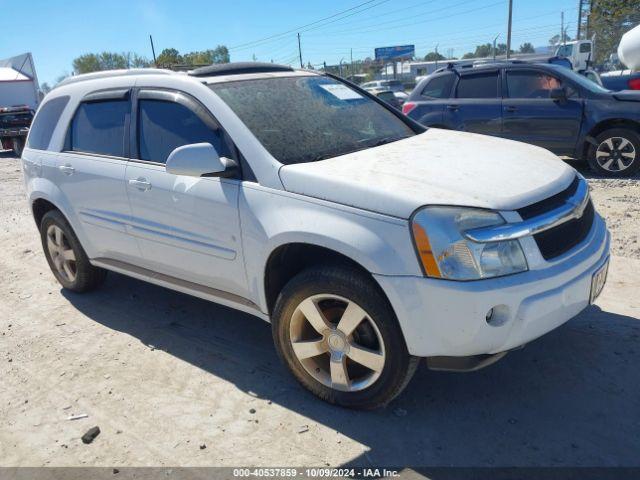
[3,0,580,86]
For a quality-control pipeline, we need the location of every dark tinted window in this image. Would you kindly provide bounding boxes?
[138,99,229,164]
[70,100,128,156]
[456,72,499,98]
[27,96,69,150]
[579,42,591,53]
[507,71,561,98]
[421,75,454,99]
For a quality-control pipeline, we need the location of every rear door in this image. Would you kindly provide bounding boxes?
[502,68,583,154]
[442,70,502,136]
[406,73,455,126]
[124,88,247,296]
[56,90,141,262]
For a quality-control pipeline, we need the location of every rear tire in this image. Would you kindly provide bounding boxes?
[40,210,107,292]
[11,137,24,157]
[587,128,640,177]
[271,265,419,409]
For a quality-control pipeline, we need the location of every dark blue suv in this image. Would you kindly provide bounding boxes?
[404,62,640,177]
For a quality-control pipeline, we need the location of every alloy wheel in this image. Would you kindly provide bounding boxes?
[46,225,77,282]
[595,137,636,172]
[289,294,386,392]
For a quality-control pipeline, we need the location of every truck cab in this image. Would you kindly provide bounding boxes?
[554,40,594,72]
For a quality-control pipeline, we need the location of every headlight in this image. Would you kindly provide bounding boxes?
[411,206,528,280]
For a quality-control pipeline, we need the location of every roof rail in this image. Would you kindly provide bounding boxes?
[56,68,175,88]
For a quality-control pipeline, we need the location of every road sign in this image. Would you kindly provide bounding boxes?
[374,45,415,61]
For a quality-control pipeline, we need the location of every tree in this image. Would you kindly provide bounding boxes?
[40,83,51,95]
[519,42,535,54]
[156,46,229,67]
[423,51,446,62]
[588,0,639,65]
[156,48,182,66]
[72,52,150,74]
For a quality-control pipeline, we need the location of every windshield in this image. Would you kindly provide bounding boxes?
[556,44,573,57]
[210,76,415,165]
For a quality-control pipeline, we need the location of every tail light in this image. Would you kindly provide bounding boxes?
[402,101,417,115]
[628,78,640,90]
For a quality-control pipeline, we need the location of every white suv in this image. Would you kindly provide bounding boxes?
[22,63,610,408]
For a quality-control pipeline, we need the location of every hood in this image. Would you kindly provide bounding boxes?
[278,129,575,219]
[613,90,640,102]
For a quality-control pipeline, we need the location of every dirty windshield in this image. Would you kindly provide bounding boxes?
[209,75,415,165]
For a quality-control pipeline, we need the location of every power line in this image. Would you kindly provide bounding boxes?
[228,0,390,52]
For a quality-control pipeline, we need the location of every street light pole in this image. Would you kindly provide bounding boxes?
[506,0,513,59]
[297,33,303,68]
[493,34,500,60]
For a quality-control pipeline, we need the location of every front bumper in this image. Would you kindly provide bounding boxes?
[374,214,610,357]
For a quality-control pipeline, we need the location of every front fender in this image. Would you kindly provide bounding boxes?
[239,185,422,312]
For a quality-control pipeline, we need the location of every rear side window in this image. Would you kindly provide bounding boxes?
[421,75,455,99]
[27,96,70,150]
[70,100,129,157]
[456,72,499,98]
[137,100,229,164]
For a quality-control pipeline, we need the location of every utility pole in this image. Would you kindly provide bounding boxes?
[561,11,565,45]
[493,34,500,60]
[297,33,303,68]
[506,0,513,59]
[350,48,354,77]
[434,44,439,70]
[577,0,583,39]
[149,35,157,66]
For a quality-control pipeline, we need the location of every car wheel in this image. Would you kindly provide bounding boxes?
[272,265,419,409]
[587,128,640,177]
[40,210,107,292]
[11,137,24,157]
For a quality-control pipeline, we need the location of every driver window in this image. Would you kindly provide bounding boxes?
[507,71,561,99]
[137,99,231,164]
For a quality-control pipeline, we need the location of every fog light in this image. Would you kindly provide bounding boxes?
[485,305,510,327]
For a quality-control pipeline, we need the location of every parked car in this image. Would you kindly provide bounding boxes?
[0,105,33,155]
[370,89,402,109]
[404,62,640,177]
[22,63,609,408]
[361,79,408,105]
[600,69,640,91]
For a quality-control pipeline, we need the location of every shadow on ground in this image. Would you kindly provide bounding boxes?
[61,272,640,468]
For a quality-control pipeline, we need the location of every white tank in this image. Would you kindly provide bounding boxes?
[618,24,640,70]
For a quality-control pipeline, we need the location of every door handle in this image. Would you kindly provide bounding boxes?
[128,178,152,191]
[446,104,459,111]
[504,105,517,112]
[58,164,75,175]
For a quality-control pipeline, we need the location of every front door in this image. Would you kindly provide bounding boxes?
[502,68,583,154]
[124,89,247,297]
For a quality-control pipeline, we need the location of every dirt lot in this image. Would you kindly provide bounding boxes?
[1,151,639,468]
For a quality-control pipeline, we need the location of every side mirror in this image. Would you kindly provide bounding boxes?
[165,143,237,178]
[550,87,567,102]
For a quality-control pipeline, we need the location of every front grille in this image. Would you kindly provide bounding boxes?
[517,176,595,261]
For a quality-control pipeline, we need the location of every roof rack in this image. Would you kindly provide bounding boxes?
[189,62,294,77]
[56,68,174,88]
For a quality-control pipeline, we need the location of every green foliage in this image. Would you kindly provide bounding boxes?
[156,46,230,67]
[461,42,514,59]
[72,52,150,74]
[423,51,446,61]
[588,0,639,65]
[519,42,535,54]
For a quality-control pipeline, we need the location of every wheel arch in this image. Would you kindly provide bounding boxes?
[263,242,391,316]
[582,118,640,159]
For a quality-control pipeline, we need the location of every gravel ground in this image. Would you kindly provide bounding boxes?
[1,152,639,468]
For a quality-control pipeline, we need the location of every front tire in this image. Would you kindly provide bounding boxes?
[11,137,24,157]
[587,128,640,177]
[271,265,418,409]
[40,210,107,292]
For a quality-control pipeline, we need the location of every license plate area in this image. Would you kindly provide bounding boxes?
[590,258,609,304]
